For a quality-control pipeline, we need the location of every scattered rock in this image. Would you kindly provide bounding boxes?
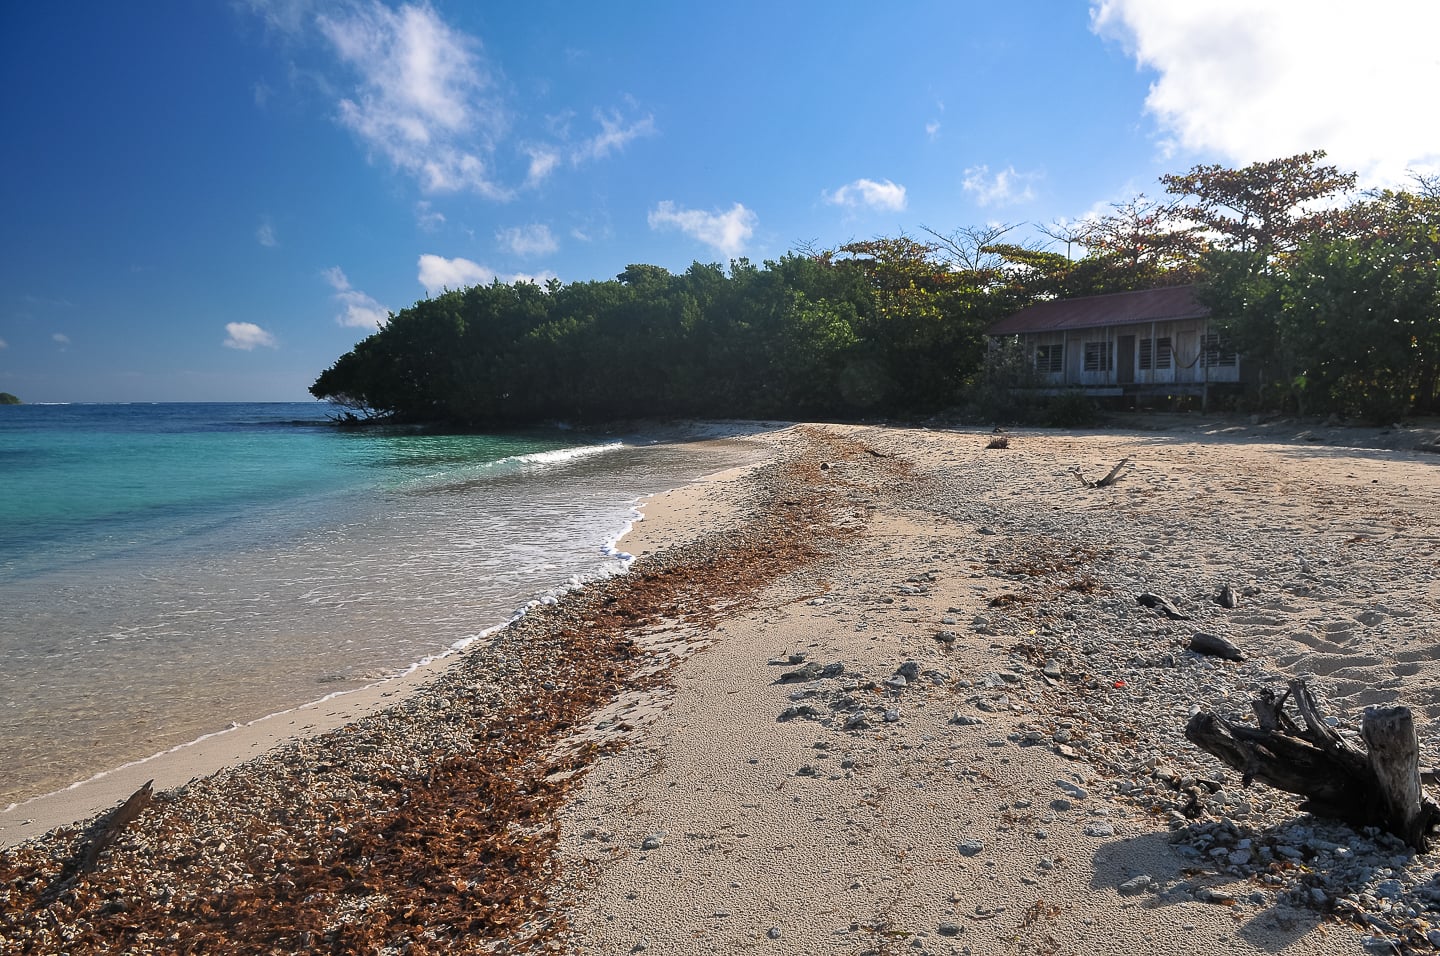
[1118,875,1154,896]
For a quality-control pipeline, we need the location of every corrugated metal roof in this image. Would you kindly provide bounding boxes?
[988,285,1208,335]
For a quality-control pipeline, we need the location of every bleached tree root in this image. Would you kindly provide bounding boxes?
[1184,680,1439,850]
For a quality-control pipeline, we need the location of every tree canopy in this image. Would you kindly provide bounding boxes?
[312,152,1440,425]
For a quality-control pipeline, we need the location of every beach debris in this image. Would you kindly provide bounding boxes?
[957,839,985,856]
[1188,631,1244,661]
[1214,583,1239,608]
[79,779,155,875]
[1185,679,1440,850]
[1118,874,1155,896]
[1136,592,1190,620]
[777,662,824,683]
[777,703,825,722]
[986,435,1010,450]
[1068,457,1131,488]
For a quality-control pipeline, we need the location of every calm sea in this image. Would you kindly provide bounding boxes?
[0,403,762,806]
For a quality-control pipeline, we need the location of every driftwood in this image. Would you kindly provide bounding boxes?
[1189,631,1244,661]
[1185,681,1439,850]
[79,779,154,873]
[1069,458,1131,488]
[39,779,156,904]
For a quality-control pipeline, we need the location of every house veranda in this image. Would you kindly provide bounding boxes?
[988,285,1244,407]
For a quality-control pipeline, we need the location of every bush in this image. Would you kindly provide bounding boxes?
[963,339,1042,423]
[1042,389,1099,428]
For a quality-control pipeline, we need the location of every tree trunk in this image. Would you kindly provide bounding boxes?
[1184,680,1438,850]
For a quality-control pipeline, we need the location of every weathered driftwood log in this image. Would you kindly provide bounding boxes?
[79,779,154,873]
[1069,458,1132,489]
[1185,681,1439,850]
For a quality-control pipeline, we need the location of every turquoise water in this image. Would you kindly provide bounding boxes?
[0,403,760,805]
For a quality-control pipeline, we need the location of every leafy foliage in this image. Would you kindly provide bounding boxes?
[0,392,21,405]
[1162,150,1358,255]
[312,153,1439,425]
[1200,182,1440,419]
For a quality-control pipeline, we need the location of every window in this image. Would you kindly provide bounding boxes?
[1199,333,1237,368]
[1035,343,1063,373]
[1138,337,1172,371]
[1083,341,1112,372]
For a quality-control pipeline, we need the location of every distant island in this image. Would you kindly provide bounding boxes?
[0,393,21,405]
[311,152,1440,427]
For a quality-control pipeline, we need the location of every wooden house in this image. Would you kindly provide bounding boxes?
[987,285,1242,405]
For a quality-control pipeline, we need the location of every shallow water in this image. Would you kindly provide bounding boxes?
[0,404,763,805]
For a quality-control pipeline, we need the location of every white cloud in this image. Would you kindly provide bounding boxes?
[573,109,656,164]
[0,337,8,349]
[322,266,390,329]
[962,164,1039,207]
[224,322,277,350]
[242,0,317,37]
[524,146,561,187]
[317,2,510,197]
[417,253,493,292]
[496,223,557,257]
[52,333,70,346]
[417,254,557,294]
[256,218,278,247]
[647,201,756,259]
[824,178,908,212]
[1091,0,1440,186]
[415,200,445,230]
[925,120,941,141]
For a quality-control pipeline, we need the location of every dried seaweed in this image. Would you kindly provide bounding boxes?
[0,425,909,955]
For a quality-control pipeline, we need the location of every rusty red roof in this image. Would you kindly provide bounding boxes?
[988,285,1208,335]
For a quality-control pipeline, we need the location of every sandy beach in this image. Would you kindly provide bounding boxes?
[4,418,1440,954]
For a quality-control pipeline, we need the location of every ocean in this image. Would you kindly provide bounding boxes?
[0,403,763,807]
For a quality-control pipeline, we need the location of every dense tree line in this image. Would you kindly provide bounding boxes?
[312,152,1440,425]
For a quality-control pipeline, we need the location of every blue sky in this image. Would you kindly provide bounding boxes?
[3,1,1437,402]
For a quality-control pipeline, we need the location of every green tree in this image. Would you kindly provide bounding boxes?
[1201,185,1440,418]
[1162,150,1357,255]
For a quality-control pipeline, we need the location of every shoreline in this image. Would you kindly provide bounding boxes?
[0,425,779,845]
[4,421,1439,952]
